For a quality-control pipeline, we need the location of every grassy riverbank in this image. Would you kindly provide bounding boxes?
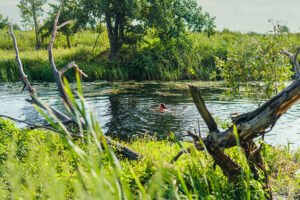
[0,118,299,199]
[1,30,299,82]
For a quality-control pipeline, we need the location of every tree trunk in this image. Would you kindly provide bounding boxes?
[66,35,71,49]
[109,37,119,60]
[31,0,41,50]
[106,11,123,60]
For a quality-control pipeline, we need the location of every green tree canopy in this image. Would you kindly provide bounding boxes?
[0,14,9,29]
[74,0,215,59]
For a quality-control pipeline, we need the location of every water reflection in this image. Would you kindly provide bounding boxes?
[0,81,299,149]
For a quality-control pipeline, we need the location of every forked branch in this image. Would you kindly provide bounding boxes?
[7,24,71,122]
[6,5,141,161]
[60,62,88,78]
[281,48,300,78]
[47,3,87,114]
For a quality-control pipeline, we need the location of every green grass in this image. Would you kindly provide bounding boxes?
[0,118,299,199]
[0,29,299,82]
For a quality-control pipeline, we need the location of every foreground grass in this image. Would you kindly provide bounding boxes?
[0,118,299,199]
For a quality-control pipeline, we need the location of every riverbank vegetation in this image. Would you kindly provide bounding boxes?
[0,118,299,199]
[0,29,299,84]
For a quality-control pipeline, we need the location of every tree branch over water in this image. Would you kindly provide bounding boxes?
[6,3,142,161]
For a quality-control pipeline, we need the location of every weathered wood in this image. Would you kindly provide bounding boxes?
[59,62,88,78]
[105,138,143,160]
[187,75,300,150]
[212,78,300,148]
[47,5,78,114]
[206,146,241,183]
[186,78,300,150]
[242,140,272,199]
[7,25,35,95]
[189,86,219,133]
[0,114,82,138]
[281,48,300,79]
[176,62,299,195]
[7,24,71,122]
[7,9,142,161]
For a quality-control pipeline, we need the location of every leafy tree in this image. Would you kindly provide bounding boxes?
[17,0,47,49]
[216,23,292,97]
[0,14,8,29]
[0,14,21,30]
[141,0,215,42]
[76,0,215,60]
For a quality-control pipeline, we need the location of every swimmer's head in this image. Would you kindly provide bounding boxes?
[160,103,167,109]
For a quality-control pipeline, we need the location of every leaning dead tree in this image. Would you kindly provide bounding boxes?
[6,4,142,161]
[173,48,300,200]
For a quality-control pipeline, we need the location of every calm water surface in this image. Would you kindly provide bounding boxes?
[0,81,299,149]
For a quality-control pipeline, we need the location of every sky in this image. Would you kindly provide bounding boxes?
[198,0,300,33]
[0,0,300,33]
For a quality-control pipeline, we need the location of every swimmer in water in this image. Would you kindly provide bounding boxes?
[158,103,167,112]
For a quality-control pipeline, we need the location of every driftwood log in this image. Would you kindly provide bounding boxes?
[5,3,142,161]
[173,48,300,200]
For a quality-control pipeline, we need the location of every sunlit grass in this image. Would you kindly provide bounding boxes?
[0,118,299,199]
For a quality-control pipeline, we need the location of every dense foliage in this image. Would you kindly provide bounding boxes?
[0,29,299,87]
[72,0,215,59]
[0,116,299,199]
[214,25,299,97]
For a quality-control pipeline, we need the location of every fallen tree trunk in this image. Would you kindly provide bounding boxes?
[173,48,300,200]
[194,77,300,149]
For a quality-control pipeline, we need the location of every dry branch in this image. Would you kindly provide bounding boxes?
[7,24,71,122]
[60,62,88,78]
[0,114,82,138]
[173,63,300,198]
[173,64,299,196]
[7,7,141,161]
[47,4,88,115]
[280,48,300,79]
[187,78,300,149]
[8,24,35,95]
[189,86,219,133]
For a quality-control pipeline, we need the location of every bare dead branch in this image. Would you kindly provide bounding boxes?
[7,24,36,95]
[7,8,141,161]
[57,20,72,30]
[171,130,205,162]
[25,98,70,120]
[0,114,82,138]
[280,48,300,78]
[280,50,294,60]
[171,147,192,163]
[189,85,219,133]
[7,24,71,122]
[173,49,299,188]
[60,62,88,78]
[47,3,87,114]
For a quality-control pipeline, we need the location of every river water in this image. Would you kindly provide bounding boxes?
[0,81,299,150]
